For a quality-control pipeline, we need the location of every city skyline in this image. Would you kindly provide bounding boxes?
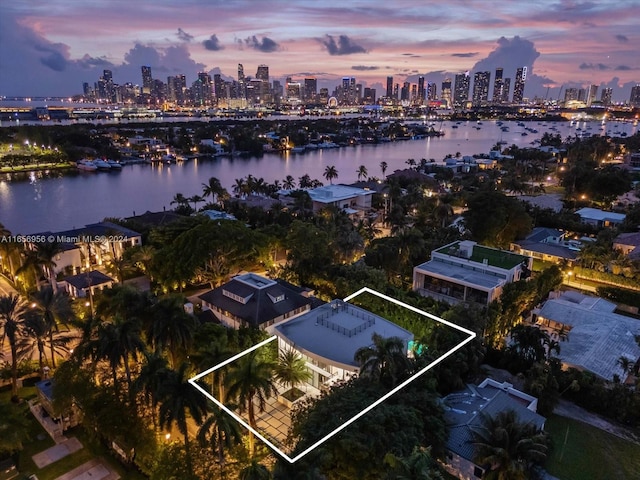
[1,0,639,100]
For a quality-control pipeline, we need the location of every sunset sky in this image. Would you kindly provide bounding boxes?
[1,0,638,100]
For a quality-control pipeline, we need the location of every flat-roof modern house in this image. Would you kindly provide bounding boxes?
[60,270,115,298]
[511,227,579,265]
[533,291,640,382]
[198,273,313,330]
[575,207,626,228]
[274,299,414,391]
[413,241,532,306]
[442,378,546,480]
[306,184,374,217]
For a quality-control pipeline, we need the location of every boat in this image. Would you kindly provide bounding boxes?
[76,159,97,171]
[290,146,306,153]
[93,159,112,171]
[106,159,122,170]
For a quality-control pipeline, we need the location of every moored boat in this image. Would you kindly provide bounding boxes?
[106,159,122,170]
[76,159,97,171]
[94,159,112,170]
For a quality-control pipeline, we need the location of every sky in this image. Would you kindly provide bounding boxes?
[1,0,639,101]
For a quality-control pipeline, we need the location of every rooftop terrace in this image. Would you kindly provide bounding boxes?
[436,241,528,270]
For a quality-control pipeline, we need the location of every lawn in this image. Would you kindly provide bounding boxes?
[545,415,640,480]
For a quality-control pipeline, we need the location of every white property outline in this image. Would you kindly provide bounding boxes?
[189,286,476,463]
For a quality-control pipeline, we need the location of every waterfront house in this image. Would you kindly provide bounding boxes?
[442,378,546,480]
[413,240,532,305]
[306,184,374,217]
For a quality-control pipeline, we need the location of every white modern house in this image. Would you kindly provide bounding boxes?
[575,207,626,228]
[442,379,546,480]
[306,184,374,217]
[413,240,532,306]
[273,299,414,391]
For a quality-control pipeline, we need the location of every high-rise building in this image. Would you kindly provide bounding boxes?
[513,67,527,103]
[427,82,437,102]
[304,78,317,102]
[256,65,269,81]
[192,72,212,105]
[393,83,399,100]
[237,64,246,99]
[213,74,224,104]
[400,81,411,102]
[601,87,612,105]
[441,78,452,107]
[286,82,302,103]
[319,87,329,104]
[254,65,270,103]
[141,66,153,95]
[564,88,578,103]
[585,84,598,107]
[631,84,640,107]
[417,76,425,103]
[577,88,586,102]
[502,78,511,103]
[472,71,491,106]
[386,76,394,99]
[363,87,376,104]
[492,68,504,103]
[453,72,470,108]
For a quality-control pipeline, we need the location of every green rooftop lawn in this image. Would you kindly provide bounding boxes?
[436,242,528,270]
[545,414,640,480]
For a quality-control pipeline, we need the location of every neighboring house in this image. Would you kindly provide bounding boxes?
[199,139,225,154]
[30,221,142,273]
[60,270,115,298]
[533,291,640,382]
[199,210,237,221]
[35,379,82,432]
[198,272,314,330]
[575,207,626,228]
[413,240,532,306]
[613,231,640,259]
[442,379,546,480]
[306,184,374,217]
[274,299,414,391]
[511,227,579,265]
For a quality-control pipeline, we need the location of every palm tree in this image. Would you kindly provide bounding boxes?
[197,403,243,469]
[383,447,442,480]
[31,286,74,368]
[239,460,272,480]
[617,356,633,379]
[0,294,27,396]
[405,158,417,170]
[323,165,338,185]
[133,351,168,427]
[170,192,189,208]
[274,348,310,394]
[380,161,388,177]
[233,178,247,197]
[225,350,277,453]
[0,401,31,455]
[189,194,205,212]
[132,245,156,280]
[472,410,548,479]
[298,174,312,189]
[0,223,20,278]
[283,175,296,190]
[357,165,368,181]
[158,362,208,476]
[202,177,223,203]
[193,336,234,402]
[146,295,195,368]
[354,333,412,388]
[432,202,454,228]
[19,312,72,376]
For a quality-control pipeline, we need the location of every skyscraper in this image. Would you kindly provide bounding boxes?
[441,78,452,107]
[256,65,269,81]
[492,68,504,103]
[630,84,640,107]
[585,84,598,106]
[472,71,491,106]
[141,66,153,95]
[502,78,511,103]
[564,88,578,103]
[427,82,437,102]
[304,78,317,102]
[513,67,527,103]
[237,64,246,99]
[453,73,470,108]
[386,76,394,99]
[400,81,410,102]
[417,76,425,103]
[601,87,612,105]
[363,87,376,104]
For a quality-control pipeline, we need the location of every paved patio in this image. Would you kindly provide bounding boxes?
[32,437,83,468]
[53,459,119,480]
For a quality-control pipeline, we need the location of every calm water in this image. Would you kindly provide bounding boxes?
[0,120,636,234]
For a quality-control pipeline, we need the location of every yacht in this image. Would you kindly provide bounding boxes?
[76,159,97,171]
[106,159,122,170]
[94,159,112,171]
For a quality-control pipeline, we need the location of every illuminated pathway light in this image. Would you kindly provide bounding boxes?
[189,286,476,463]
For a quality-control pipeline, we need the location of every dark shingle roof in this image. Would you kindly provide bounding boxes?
[63,270,114,289]
[198,276,311,327]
